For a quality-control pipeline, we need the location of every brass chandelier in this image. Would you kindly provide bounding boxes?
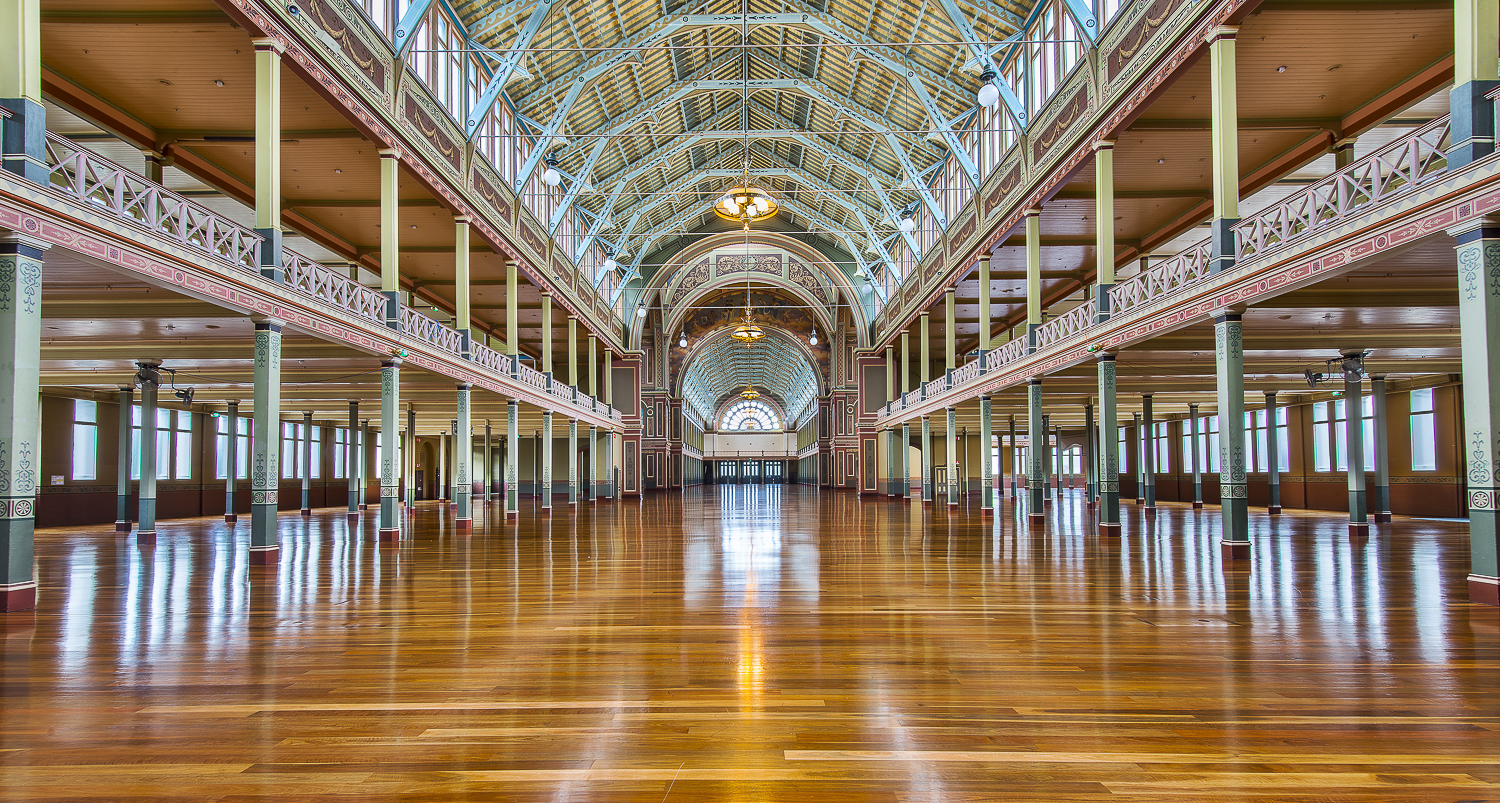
[739,384,762,400]
[729,306,766,343]
[714,163,778,230]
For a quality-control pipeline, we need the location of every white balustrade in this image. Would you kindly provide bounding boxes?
[1109,240,1212,316]
[399,307,464,355]
[469,341,512,375]
[1032,301,1096,350]
[282,251,388,324]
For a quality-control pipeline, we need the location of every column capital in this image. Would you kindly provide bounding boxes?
[1023,207,1042,218]
[1205,25,1239,43]
[0,232,50,253]
[378,148,400,160]
[251,38,284,54]
[1093,138,1116,151]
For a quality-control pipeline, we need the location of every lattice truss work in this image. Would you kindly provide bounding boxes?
[680,334,818,426]
[354,0,1119,311]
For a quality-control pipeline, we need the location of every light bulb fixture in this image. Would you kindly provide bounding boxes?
[678,331,688,348]
[601,253,619,274]
[713,164,779,228]
[977,68,1000,107]
[729,306,766,344]
[739,384,762,400]
[809,329,818,345]
[899,215,917,234]
[636,306,648,318]
[541,156,562,187]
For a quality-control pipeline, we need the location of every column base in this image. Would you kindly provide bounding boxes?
[1469,575,1499,606]
[115,520,131,533]
[1220,540,1252,561]
[224,514,237,523]
[540,507,553,515]
[456,518,472,531]
[1,582,38,612]
[1267,505,1281,515]
[378,527,400,542]
[1192,502,1204,510]
[248,546,279,565]
[346,512,359,521]
[1098,523,1121,538]
[1374,512,1392,523]
[137,530,157,546]
[981,506,994,516]
[1349,522,1370,538]
[358,504,369,511]
[1144,506,1157,518]
[300,508,311,517]
[1027,513,1046,529]
[506,510,519,519]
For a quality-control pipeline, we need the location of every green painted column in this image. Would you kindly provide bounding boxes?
[568,316,578,390]
[455,384,472,529]
[116,386,134,532]
[1343,356,1368,537]
[568,418,579,506]
[0,235,42,610]
[454,217,471,356]
[1208,26,1240,273]
[250,320,282,564]
[1133,412,1144,503]
[1097,355,1120,536]
[607,430,617,499]
[920,416,933,503]
[1008,415,1018,498]
[945,407,959,506]
[346,401,359,517]
[482,420,492,504]
[1142,394,1156,515]
[379,361,401,539]
[1370,378,1391,523]
[252,38,283,276]
[587,335,598,400]
[885,427,896,498]
[541,412,553,511]
[0,0,47,184]
[1025,208,1042,349]
[978,255,991,352]
[437,429,447,503]
[587,424,598,502]
[541,295,553,376]
[1094,140,1116,321]
[300,411,312,516]
[944,290,955,374]
[360,420,371,511]
[506,255,518,358]
[980,395,993,513]
[405,406,416,510]
[1215,311,1250,559]
[1189,403,1204,509]
[1084,403,1096,503]
[1450,0,1499,165]
[1043,414,1052,500]
[224,400,240,522]
[901,331,912,394]
[1027,380,1046,524]
[919,312,931,387]
[1265,393,1282,514]
[135,364,160,544]
[604,348,614,408]
[506,399,520,517]
[900,422,911,499]
[448,419,458,508]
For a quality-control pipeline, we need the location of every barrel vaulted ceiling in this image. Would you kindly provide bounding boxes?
[443,0,1040,291]
[679,330,821,426]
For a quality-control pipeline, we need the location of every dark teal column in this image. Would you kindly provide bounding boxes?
[359,420,371,511]
[1265,393,1283,514]
[1215,311,1250,560]
[1343,353,1368,537]
[250,319,283,565]
[541,412,554,513]
[116,386,134,532]
[980,396,993,513]
[1142,394,1156,516]
[1455,224,1500,604]
[0,235,44,611]
[568,418,579,506]
[455,385,472,529]
[1370,377,1391,523]
[136,361,160,545]
[1084,403,1096,504]
[506,400,520,517]
[1097,354,1120,537]
[380,360,402,540]
[1027,379,1045,526]
[223,399,239,523]
[300,411,313,516]
[346,401,359,520]
[405,406,416,511]
[1189,402,1204,510]
[1043,414,1053,501]
[920,416,933,504]
[1008,415,1017,498]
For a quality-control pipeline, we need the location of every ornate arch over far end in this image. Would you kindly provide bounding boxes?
[630,231,868,350]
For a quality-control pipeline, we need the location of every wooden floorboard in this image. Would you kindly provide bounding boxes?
[2,488,1497,801]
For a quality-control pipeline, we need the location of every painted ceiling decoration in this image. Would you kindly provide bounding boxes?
[678,328,821,426]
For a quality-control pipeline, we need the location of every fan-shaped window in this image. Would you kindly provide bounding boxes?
[719,400,782,431]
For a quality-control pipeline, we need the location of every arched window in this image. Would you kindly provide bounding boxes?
[719,400,782,431]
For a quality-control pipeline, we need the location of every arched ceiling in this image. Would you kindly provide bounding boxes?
[449,0,1038,291]
[678,329,820,427]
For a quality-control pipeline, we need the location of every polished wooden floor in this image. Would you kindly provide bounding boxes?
[2,488,1498,802]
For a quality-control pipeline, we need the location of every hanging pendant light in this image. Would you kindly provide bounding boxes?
[714,162,778,230]
[739,384,762,400]
[977,68,1000,108]
[730,306,766,343]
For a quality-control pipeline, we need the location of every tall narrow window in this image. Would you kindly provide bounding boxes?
[1313,402,1332,472]
[72,399,98,481]
[173,411,193,479]
[1153,421,1171,474]
[214,415,249,480]
[1275,406,1290,473]
[1410,388,1437,471]
[1118,428,1128,474]
[310,426,322,479]
[333,428,348,479]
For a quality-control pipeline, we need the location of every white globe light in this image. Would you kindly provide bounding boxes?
[679,336,687,347]
[977,81,999,108]
[636,306,647,318]
[602,256,619,274]
[809,331,818,345]
[899,216,917,234]
[542,166,562,186]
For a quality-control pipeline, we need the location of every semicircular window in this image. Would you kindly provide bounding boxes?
[719,399,782,431]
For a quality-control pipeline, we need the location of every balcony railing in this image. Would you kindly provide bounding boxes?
[31,132,620,423]
[1110,239,1213,317]
[44,132,261,272]
[1032,301,1096,350]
